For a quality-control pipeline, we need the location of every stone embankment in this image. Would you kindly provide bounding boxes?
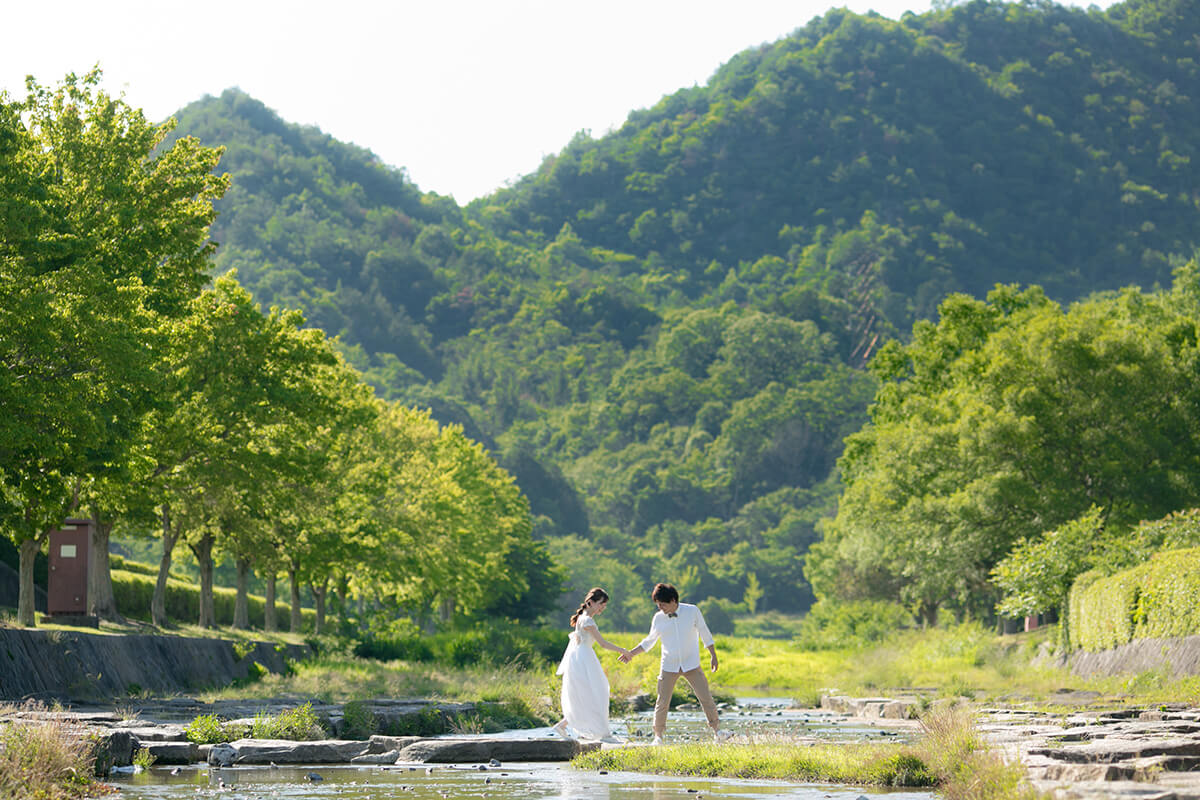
[0,628,311,700]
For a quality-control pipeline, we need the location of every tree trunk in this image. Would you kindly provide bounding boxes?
[334,578,348,628]
[18,537,40,628]
[87,513,123,622]
[233,557,251,630]
[919,599,939,628]
[264,572,277,633]
[288,559,302,633]
[191,533,216,629]
[152,505,179,628]
[311,578,328,635]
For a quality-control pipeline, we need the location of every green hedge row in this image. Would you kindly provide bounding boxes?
[1069,547,1200,651]
[354,625,566,667]
[111,569,316,631]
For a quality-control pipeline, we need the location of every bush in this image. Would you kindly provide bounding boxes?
[1069,547,1200,651]
[353,624,566,668]
[251,702,326,741]
[794,599,915,650]
[698,597,741,636]
[184,714,247,745]
[340,700,378,740]
[110,567,315,630]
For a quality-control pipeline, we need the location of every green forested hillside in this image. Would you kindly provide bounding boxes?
[168,0,1199,624]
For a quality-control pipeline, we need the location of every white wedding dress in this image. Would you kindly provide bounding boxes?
[555,612,611,740]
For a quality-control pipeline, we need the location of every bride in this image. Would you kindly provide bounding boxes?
[553,587,629,741]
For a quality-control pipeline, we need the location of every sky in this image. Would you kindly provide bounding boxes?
[5,0,1117,203]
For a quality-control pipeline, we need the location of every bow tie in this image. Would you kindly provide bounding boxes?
[668,612,677,618]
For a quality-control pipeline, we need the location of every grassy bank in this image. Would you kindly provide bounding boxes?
[189,620,1200,712]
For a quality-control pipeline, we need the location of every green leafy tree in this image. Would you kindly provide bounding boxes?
[0,71,226,626]
[814,271,1200,622]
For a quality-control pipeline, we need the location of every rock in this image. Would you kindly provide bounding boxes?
[363,734,425,754]
[351,749,400,764]
[396,737,599,763]
[91,729,136,775]
[629,694,654,712]
[225,738,370,764]
[112,724,188,741]
[142,741,199,765]
[206,743,236,766]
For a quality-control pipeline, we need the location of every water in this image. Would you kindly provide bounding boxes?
[107,702,937,800]
[111,763,938,800]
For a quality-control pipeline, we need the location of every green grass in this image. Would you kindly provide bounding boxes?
[577,740,934,786]
[0,703,108,799]
[577,705,1049,800]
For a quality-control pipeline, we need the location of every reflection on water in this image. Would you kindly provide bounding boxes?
[107,702,935,800]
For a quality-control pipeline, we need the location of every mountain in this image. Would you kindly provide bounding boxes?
[166,0,1200,618]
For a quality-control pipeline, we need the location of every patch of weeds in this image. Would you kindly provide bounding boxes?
[384,706,449,737]
[0,701,104,797]
[233,661,269,688]
[450,713,483,734]
[251,702,325,741]
[340,700,378,740]
[184,714,247,745]
[133,747,156,769]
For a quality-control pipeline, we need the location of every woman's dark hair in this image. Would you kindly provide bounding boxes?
[569,587,609,627]
[651,583,679,604]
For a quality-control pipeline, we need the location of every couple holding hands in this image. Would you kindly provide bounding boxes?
[552,583,730,745]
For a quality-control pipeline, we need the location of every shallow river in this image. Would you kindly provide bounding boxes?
[108,701,939,800]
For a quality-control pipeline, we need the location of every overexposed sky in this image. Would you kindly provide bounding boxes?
[6,0,1116,202]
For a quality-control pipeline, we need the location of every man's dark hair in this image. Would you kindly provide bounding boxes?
[651,583,679,604]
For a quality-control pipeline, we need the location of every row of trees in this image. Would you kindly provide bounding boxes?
[0,73,548,631]
[811,262,1200,623]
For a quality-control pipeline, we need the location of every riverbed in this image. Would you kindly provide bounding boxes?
[107,701,936,800]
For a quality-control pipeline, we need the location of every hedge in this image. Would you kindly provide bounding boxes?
[1069,547,1200,651]
[111,568,316,630]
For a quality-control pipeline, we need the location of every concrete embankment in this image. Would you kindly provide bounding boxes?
[1055,633,1200,679]
[0,627,311,701]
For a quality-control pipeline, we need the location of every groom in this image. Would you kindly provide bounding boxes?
[618,583,729,744]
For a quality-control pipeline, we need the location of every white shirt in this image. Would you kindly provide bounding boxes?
[636,602,714,673]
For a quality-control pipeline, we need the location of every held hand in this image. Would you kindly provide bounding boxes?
[618,650,633,664]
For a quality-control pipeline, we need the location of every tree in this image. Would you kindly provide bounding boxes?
[813,273,1200,622]
[140,274,340,628]
[992,505,1107,644]
[0,71,226,626]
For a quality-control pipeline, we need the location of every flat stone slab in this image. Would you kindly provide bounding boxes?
[1029,737,1200,763]
[141,741,199,765]
[396,737,599,763]
[225,738,369,764]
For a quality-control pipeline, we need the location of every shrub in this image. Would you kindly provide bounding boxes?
[340,701,378,740]
[353,635,434,662]
[0,705,100,798]
[698,597,740,636]
[110,567,315,629]
[184,713,246,745]
[353,624,565,668]
[251,702,325,741]
[794,599,914,650]
[1069,547,1200,651]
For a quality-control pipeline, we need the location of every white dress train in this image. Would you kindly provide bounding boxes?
[555,612,611,740]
